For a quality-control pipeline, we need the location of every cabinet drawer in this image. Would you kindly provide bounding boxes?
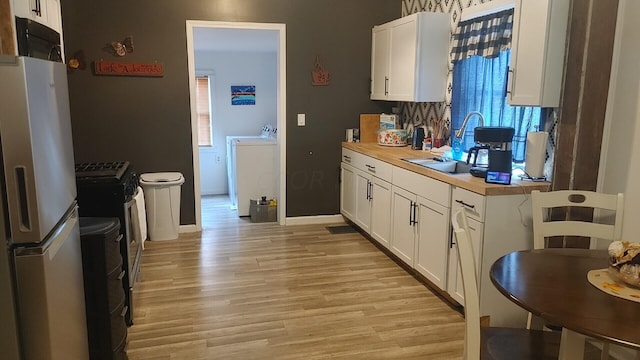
[341,147,357,165]
[452,187,486,222]
[355,155,392,182]
[393,166,450,206]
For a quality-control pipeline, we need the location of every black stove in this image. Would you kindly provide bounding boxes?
[75,161,140,326]
[75,161,130,182]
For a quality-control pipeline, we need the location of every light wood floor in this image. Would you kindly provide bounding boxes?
[127,195,466,359]
[127,195,607,359]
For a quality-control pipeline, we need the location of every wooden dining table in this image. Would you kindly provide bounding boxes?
[490,249,640,360]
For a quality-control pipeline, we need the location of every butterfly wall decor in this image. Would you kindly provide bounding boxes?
[110,36,134,57]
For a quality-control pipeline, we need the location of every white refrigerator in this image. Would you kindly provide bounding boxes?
[0,56,89,359]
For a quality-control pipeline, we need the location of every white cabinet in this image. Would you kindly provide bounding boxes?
[354,169,372,233]
[508,0,570,107]
[13,0,62,34]
[390,166,451,289]
[370,12,449,102]
[390,186,417,265]
[448,186,534,327]
[370,177,392,248]
[340,148,392,248]
[447,217,483,303]
[340,162,356,221]
[415,197,450,290]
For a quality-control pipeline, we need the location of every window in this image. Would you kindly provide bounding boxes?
[450,8,542,162]
[451,50,542,162]
[195,76,212,146]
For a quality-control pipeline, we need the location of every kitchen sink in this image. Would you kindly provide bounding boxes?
[403,157,473,174]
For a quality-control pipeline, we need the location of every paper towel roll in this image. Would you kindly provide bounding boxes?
[525,132,548,178]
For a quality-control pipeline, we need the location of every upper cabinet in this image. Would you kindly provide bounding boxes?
[508,0,570,107]
[13,0,62,34]
[370,12,449,102]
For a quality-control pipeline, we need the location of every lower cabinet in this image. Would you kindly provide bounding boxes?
[390,166,451,291]
[415,198,450,290]
[447,215,483,304]
[354,169,372,233]
[370,177,392,248]
[340,148,392,249]
[340,146,535,327]
[448,186,534,327]
[390,186,418,266]
[340,162,356,220]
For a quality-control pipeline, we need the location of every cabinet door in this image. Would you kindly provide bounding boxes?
[447,216,483,305]
[370,27,390,100]
[508,0,570,107]
[340,163,356,222]
[387,17,417,101]
[508,0,549,106]
[415,197,450,290]
[46,0,62,34]
[354,169,372,233]
[390,186,416,266]
[370,177,392,248]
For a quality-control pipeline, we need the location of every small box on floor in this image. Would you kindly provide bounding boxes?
[249,200,277,223]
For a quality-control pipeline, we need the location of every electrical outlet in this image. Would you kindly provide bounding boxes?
[297,113,306,126]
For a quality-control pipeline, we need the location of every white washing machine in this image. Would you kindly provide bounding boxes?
[226,125,277,216]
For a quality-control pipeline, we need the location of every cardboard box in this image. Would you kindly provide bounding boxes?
[359,114,380,143]
[249,200,277,223]
[380,113,399,129]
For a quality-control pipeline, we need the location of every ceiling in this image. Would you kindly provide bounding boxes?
[193,27,278,52]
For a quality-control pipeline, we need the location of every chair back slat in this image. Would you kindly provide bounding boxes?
[452,207,481,360]
[531,190,624,249]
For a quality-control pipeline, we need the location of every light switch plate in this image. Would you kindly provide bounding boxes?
[297,113,305,126]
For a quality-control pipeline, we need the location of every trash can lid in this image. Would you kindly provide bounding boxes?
[140,172,184,185]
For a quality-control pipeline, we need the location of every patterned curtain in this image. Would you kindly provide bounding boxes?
[451,9,514,63]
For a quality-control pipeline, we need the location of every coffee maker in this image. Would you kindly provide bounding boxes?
[467,127,515,178]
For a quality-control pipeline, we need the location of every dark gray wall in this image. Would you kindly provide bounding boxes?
[61,0,398,223]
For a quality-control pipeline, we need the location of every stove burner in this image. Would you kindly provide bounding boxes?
[75,161,130,181]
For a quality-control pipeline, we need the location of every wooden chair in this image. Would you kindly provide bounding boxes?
[531,189,624,250]
[530,189,625,360]
[451,207,561,360]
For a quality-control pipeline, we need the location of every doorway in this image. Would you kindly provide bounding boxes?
[185,21,286,230]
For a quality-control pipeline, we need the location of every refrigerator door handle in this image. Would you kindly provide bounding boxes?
[15,166,32,232]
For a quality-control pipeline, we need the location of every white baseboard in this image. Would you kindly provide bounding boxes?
[284,214,345,226]
[179,224,199,233]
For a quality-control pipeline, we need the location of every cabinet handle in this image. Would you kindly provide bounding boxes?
[118,270,125,280]
[32,0,42,16]
[366,180,371,200]
[384,76,389,96]
[366,164,376,172]
[409,201,418,226]
[455,199,475,209]
[450,234,456,249]
[506,68,514,96]
[412,202,418,226]
[368,181,373,201]
[343,155,351,162]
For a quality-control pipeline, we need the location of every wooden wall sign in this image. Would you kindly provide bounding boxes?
[94,61,163,77]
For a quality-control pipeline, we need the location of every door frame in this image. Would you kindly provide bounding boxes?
[185,20,287,230]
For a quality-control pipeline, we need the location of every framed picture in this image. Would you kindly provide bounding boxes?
[231,85,256,105]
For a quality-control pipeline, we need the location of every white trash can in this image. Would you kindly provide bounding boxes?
[140,172,184,241]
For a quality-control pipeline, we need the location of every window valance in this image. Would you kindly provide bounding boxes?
[451,8,514,63]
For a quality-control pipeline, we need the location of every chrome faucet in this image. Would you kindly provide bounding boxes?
[454,111,485,139]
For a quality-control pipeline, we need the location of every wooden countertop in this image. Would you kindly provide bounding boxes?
[342,142,550,196]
